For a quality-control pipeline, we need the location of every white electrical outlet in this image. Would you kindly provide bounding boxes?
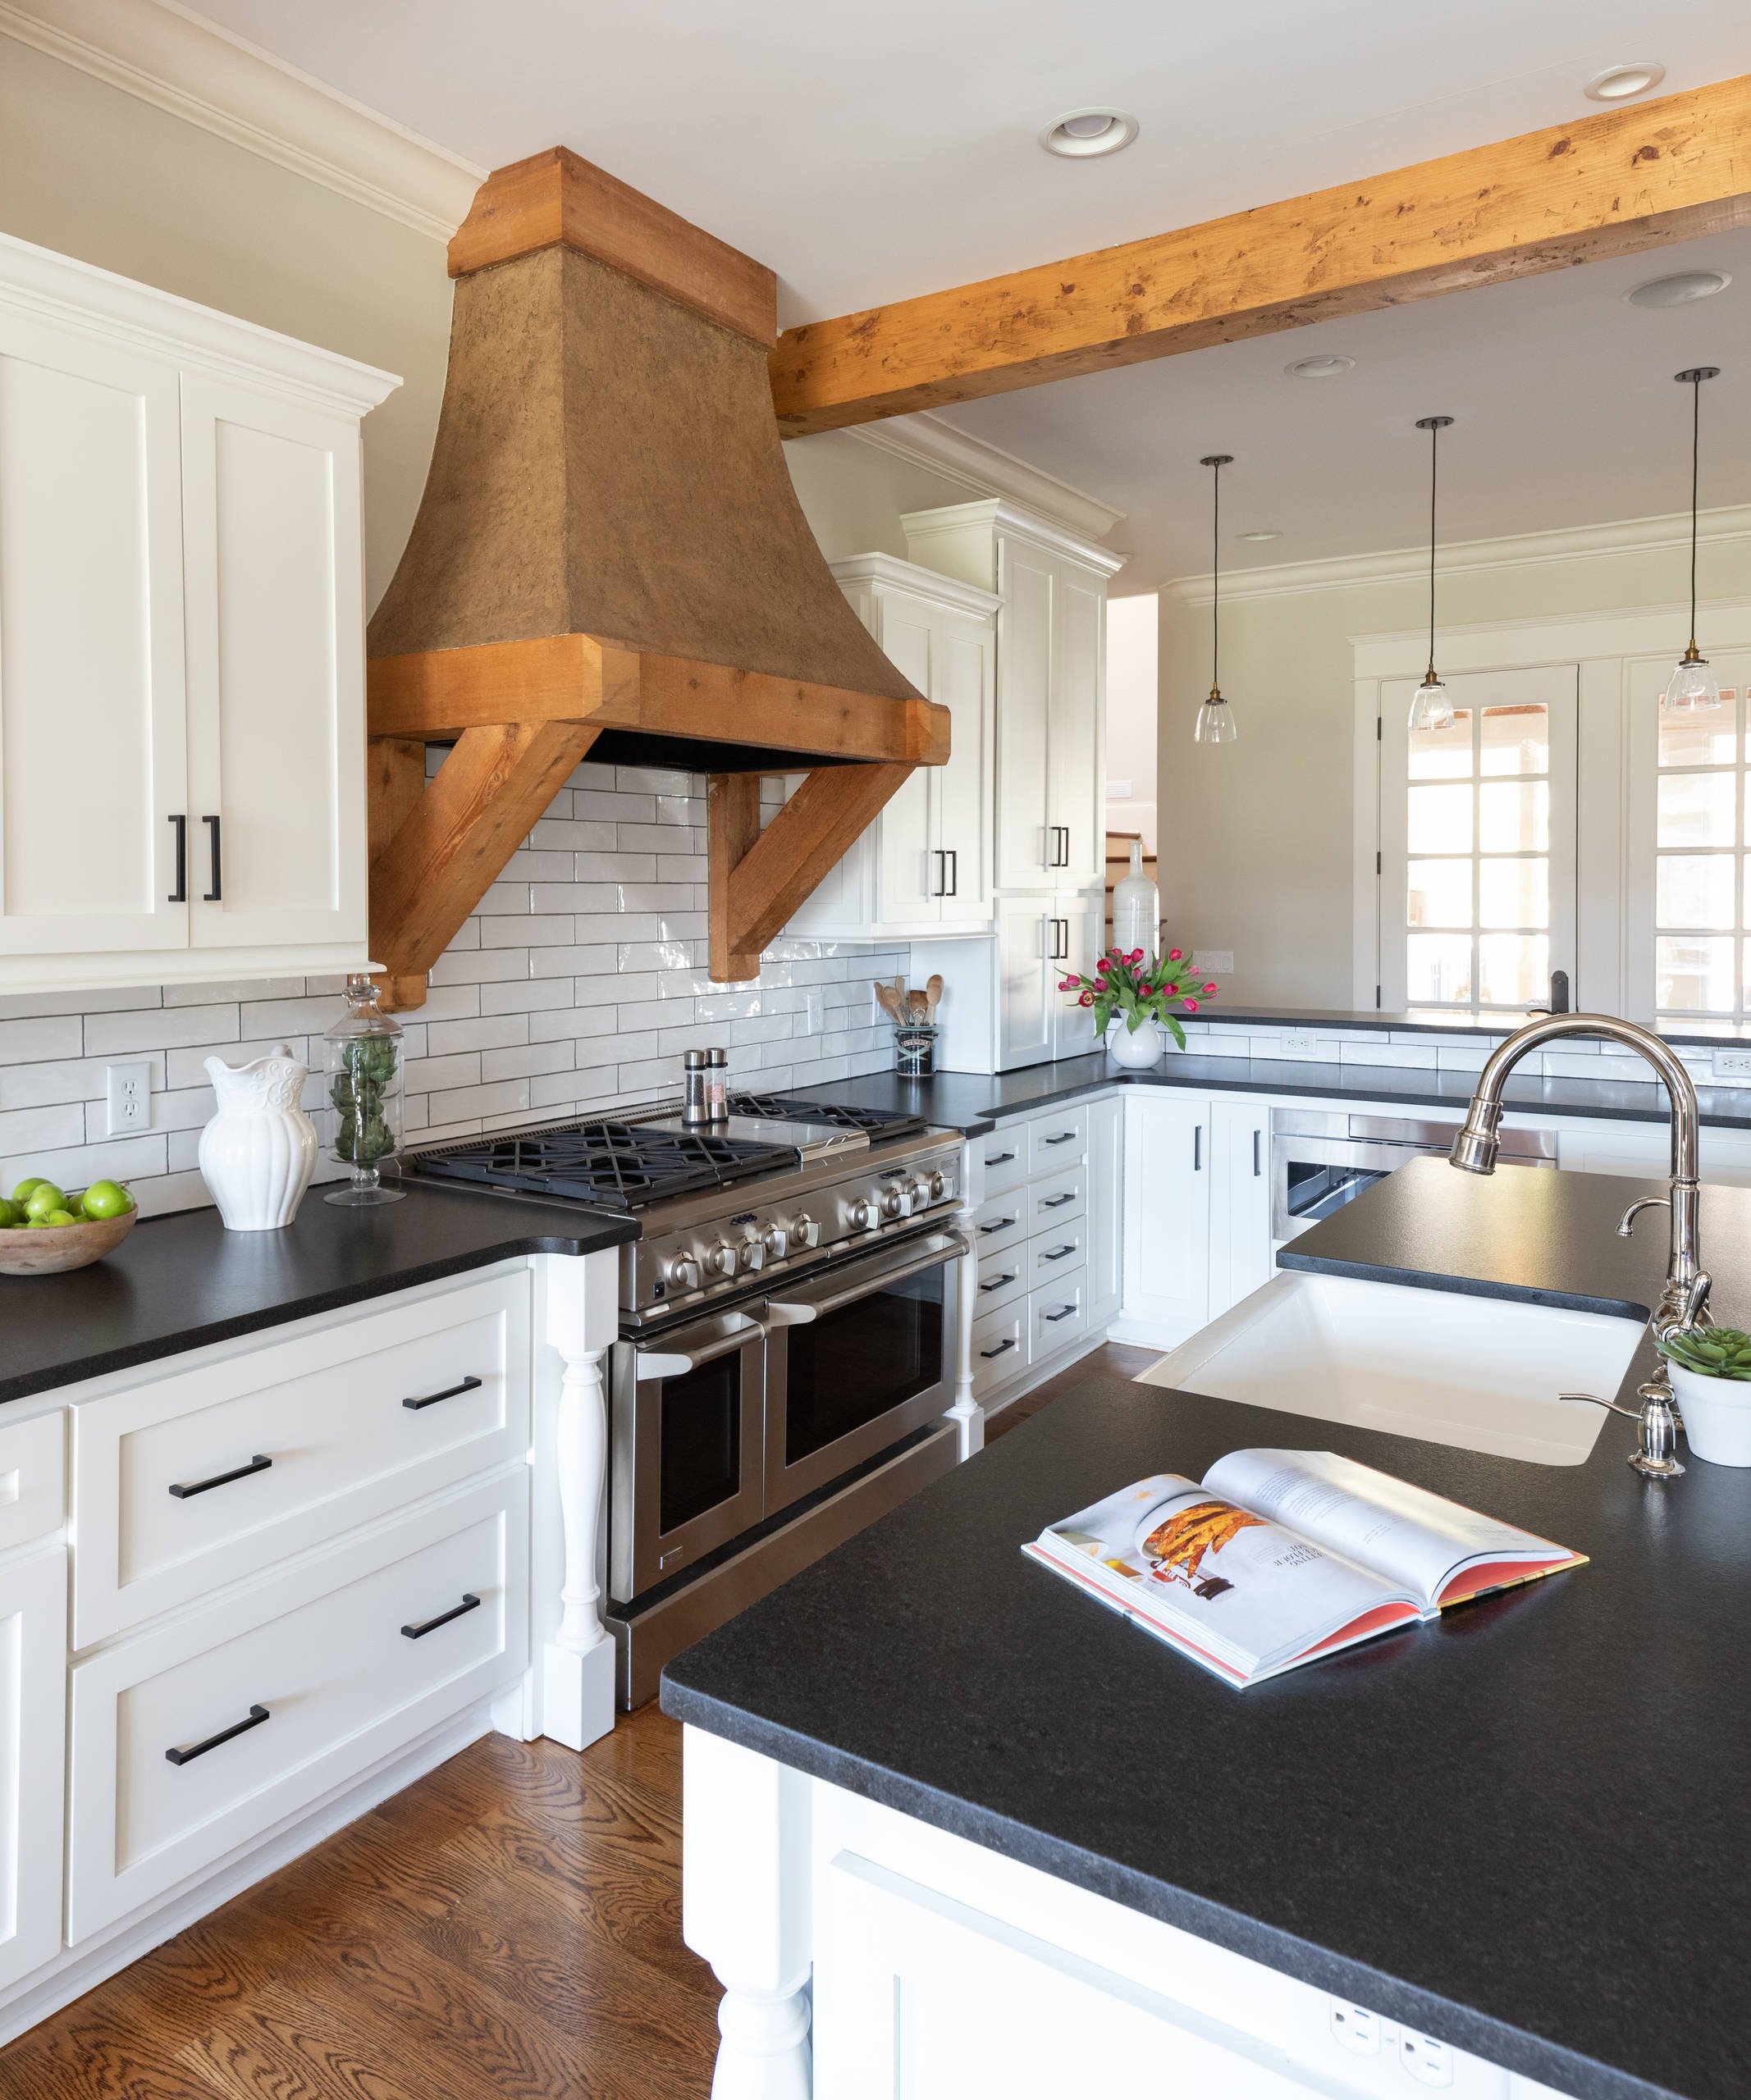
[1280,1029,1319,1055]
[105,1061,153,1135]
[802,989,825,1037]
[1713,1048,1751,1080]
[1329,2003,1382,2057]
[1192,949,1234,976]
[1399,2029,1454,2088]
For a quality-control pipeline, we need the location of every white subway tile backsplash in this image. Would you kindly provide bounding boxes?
[0,1015,86,1061]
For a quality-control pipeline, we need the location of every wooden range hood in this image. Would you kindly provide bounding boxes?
[366,148,948,1005]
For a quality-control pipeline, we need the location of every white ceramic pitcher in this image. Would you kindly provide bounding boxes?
[198,1043,318,1230]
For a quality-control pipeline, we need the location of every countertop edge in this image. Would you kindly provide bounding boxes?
[1274,1245,1656,1326]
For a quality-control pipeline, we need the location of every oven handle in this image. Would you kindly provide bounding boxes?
[766,1230,972,1327]
[633,1317,765,1380]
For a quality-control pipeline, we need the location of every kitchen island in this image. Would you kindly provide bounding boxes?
[663,1161,1751,2100]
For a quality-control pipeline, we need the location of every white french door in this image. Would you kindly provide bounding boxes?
[1380,664,1578,1016]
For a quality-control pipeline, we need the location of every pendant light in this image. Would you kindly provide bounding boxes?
[1663,366,1721,715]
[1407,416,1455,734]
[1194,454,1237,745]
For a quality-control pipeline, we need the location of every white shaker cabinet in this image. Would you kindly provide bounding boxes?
[786,555,998,942]
[1085,1093,1124,1330]
[1114,1090,1213,1348]
[1209,1098,1273,1319]
[0,1547,66,1997]
[0,231,397,996]
[918,888,1103,1073]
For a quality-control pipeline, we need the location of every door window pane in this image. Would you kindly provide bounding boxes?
[1657,771,1735,847]
[1479,858,1548,929]
[1657,935,1735,1012]
[1406,934,1473,1005]
[1407,710,1474,779]
[1659,710,1738,768]
[1408,784,1473,855]
[1479,781,1548,852]
[1480,705,1549,776]
[1658,854,1736,930]
[1479,934,1549,1007]
[1407,859,1471,927]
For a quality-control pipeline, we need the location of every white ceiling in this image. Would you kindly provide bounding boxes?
[188,0,1751,326]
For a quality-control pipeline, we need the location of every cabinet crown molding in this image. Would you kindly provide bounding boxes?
[901,497,1128,578]
[829,551,1002,618]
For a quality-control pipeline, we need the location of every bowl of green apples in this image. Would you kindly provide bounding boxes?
[0,1176,138,1276]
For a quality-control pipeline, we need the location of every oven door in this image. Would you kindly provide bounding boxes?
[608,1309,766,1603]
[763,1227,967,1514]
[1271,1132,1429,1241]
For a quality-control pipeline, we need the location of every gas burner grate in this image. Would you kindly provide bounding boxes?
[729,1091,926,1139]
[413,1119,794,1211]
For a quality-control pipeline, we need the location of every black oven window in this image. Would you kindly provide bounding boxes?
[1284,1158,1392,1226]
[658,1357,743,1534]
[784,1266,943,1467]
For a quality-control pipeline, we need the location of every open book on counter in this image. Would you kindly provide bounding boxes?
[1023,1450,1585,1687]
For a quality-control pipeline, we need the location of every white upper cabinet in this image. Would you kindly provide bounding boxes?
[787,555,999,942]
[0,232,397,996]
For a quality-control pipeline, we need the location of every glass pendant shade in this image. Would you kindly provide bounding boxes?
[1663,647,1721,715]
[1195,690,1238,744]
[1407,671,1454,735]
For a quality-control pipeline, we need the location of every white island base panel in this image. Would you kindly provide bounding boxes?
[682,1727,1574,2099]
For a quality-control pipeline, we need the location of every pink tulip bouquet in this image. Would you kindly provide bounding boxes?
[1057,945,1218,1050]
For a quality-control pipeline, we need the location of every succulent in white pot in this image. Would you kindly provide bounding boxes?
[1657,1324,1751,1467]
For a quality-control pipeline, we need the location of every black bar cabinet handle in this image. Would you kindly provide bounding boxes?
[945,849,958,897]
[985,1151,1016,1166]
[980,1339,1017,1360]
[1041,1193,1076,1209]
[169,1454,272,1500]
[403,1375,483,1412]
[1194,1127,1204,1172]
[167,1704,269,1766]
[979,1272,1017,1293]
[1043,1244,1077,1261]
[1044,1131,1077,1146]
[167,814,187,903]
[1254,1130,1263,1177]
[978,1216,1017,1235]
[932,848,946,897]
[202,813,222,902]
[402,1593,482,1641]
[1045,1304,1076,1323]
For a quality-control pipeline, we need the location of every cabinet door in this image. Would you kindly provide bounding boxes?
[997,898,1054,1067]
[0,1549,66,1994]
[1049,890,1104,1059]
[0,310,189,960]
[1118,1092,1211,1345]
[1209,1099,1273,1319]
[1049,563,1105,888]
[994,536,1054,889]
[181,375,367,951]
[1086,1094,1124,1328]
[870,603,940,925]
[930,611,994,926]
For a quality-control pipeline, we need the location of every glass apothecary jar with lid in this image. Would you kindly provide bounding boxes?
[322,974,405,1206]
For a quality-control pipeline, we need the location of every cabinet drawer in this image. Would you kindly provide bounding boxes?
[68,1468,527,1942]
[976,1127,1029,1195]
[1026,1106,1088,1174]
[973,1245,1027,1315]
[73,1271,531,1646]
[0,1408,65,1556]
[1030,1271,1088,1358]
[971,1305,1027,1401]
[1028,1223,1086,1285]
[1028,1166,1086,1232]
[971,1189,1028,1257]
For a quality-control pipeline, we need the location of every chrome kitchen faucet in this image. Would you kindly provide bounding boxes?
[1449,1013,1711,1477]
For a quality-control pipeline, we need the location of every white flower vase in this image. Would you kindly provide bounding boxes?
[1104,1016,1167,1070]
[198,1044,318,1231]
[1669,1363,1751,1466]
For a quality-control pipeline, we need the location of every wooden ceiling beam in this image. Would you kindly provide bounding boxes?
[769,73,1751,434]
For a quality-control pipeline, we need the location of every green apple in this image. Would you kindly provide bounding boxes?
[39,1209,77,1227]
[11,1177,45,1204]
[23,1182,66,1221]
[79,1180,132,1221]
[0,1198,21,1229]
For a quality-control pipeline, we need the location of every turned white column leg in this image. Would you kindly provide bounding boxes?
[683,1726,813,2100]
[539,1251,619,1751]
[943,1139,985,1459]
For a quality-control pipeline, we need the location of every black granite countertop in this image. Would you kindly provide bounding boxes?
[1149,1001,1751,1047]
[0,1183,634,1406]
[806,1049,1751,1139]
[665,1163,1751,2100]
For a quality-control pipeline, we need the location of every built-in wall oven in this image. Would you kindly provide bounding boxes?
[1270,1108,1557,1243]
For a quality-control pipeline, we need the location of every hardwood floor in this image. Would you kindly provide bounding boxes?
[7,1340,1150,2099]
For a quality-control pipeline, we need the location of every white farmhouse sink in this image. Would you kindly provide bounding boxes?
[1136,1271,1645,1465]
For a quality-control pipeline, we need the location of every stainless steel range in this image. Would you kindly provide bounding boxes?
[414,1091,967,1706]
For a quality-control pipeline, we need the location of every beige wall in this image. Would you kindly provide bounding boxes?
[781,430,970,562]
[1105,593,1158,853]
[1159,533,1751,1006]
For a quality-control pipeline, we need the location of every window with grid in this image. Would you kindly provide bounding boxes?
[1652,678,1751,1018]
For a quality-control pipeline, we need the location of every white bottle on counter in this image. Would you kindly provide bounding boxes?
[1112,839,1159,956]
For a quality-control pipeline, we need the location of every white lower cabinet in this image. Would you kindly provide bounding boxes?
[68,1468,528,1941]
[1209,1098,1272,1317]
[0,1549,66,1994]
[1116,1091,1213,1348]
[1085,1094,1123,1329]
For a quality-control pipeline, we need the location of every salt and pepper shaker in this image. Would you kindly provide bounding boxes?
[683,1049,711,1126]
[705,1046,729,1122]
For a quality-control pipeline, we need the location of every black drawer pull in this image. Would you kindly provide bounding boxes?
[979,1272,1017,1293]
[403,1375,484,1412]
[167,813,187,903]
[202,813,222,902]
[1043,1132,1077,1146]
[169,1454,272,1500]
[1041,1193,1076,1209]
[1044,1304,1077,1323]
[985,1151,1016,1166]
[979,1339,1017,1360]
[978,1217,1017,1235]
[167,1704,269,1766]
[402,1593,482,1641]
[1042,1244,1077,1262]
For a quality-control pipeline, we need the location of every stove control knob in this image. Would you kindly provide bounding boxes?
[790,1213,821,1249]
[738,1235,766,1273]
[927,1169,948,1202]
[762,1222,789,1260]
[848,1198,879,1231]
[880,1185,908,1220]
[706,1240,739,1278]
[665,1253,702,1291]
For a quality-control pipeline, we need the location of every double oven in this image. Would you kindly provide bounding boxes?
[606,1220,964,1705]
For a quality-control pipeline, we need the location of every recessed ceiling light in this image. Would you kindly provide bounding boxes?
[1285,353,1355,379]
[1238,530,1282,542]
[1040,107,1139,158]
[1627,268,1731,308]
[1584,61,1666,102]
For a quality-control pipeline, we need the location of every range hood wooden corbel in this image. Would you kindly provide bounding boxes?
[365,147,948,1006]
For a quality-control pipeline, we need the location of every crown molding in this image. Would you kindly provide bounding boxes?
[1166,503,1751,607]
[0,0,485,241]
[843,409,1126,546]
[900,496,1129,576]
[829,550,1002,618]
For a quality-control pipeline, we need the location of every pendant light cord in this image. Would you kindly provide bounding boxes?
[1689,371,1701,653]
[1427,420,1438,682]
[1211,458,1220,695]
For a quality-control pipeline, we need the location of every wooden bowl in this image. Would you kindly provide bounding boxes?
[0,1209,137,1276]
